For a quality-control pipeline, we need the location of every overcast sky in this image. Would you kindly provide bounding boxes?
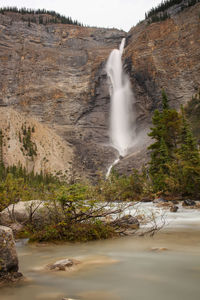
[1,0,162,31]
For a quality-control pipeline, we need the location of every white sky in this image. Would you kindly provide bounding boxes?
[0,0,162,31]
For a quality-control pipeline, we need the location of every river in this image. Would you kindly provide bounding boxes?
[1,204,200,300]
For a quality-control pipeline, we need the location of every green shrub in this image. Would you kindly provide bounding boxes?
[28,221,115,242]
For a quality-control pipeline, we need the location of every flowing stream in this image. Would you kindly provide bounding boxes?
[106,39,135,177]
[1,205,200,300]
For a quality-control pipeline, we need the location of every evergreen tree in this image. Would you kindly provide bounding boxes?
[148,91,181,192]
[179,107,199,161]
[177,108,200,196]
[162,89,169,110]
[147,91,200,197]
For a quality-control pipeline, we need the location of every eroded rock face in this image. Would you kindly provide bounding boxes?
[0,12,125,179]
[125,3,200,116]
[0,225,23,284]
[116,2,200,173]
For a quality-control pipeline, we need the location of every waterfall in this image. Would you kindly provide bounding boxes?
[106,38,135,176]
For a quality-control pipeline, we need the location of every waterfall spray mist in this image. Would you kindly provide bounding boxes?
[106,38,135,157]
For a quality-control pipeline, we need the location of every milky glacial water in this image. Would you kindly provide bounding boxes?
[1,205,200,300]
[1,231,200,300]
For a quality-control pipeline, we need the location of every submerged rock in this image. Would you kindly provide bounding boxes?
[62,298,78,300]
[0,226,23,285]
[150,247,168,252]
[47,259,80,271]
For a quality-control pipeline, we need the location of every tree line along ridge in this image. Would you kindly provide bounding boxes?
[145,0,200,24]
[0,7,83,26]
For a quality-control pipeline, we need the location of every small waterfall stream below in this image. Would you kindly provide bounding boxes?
[106,38,135,177]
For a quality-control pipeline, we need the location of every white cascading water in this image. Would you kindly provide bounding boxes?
[106,38,135,177]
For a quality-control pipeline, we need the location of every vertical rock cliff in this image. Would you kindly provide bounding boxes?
[116,2,200,172]
[0,11,125,179]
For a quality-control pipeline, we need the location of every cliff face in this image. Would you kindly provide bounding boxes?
[125,2,200,117]
[0,3,199,178]
[116,2,200,172]
[0,12,125,178]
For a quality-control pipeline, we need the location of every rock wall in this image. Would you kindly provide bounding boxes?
[125,2,200,124]
[0,12,125,178]
[116,2,200,172]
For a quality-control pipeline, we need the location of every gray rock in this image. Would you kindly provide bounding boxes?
[141,197,152,203]
[0,226,23,284]
[171,200,179,205]
[182,199,196,207]
[48,258,80,271]
[153,197,168,203]
[0,200,45,226]
[111,215,140,229]
[170,205,179,213]
[9,223,24,236]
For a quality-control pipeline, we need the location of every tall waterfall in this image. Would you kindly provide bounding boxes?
[106,38,135,157]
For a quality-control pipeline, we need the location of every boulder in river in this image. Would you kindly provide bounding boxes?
[153,197,168,203]
[170,205,179,213]
[156,202,172,208]
[0,200,47,236]
[171,200,179,205]
[47,258,80,271]
[110,215,140,230]
[182,199,196,207]
[0,226,23,285]
[0,200,45,225]
[141,197,152,203]
[195,201,200,209]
